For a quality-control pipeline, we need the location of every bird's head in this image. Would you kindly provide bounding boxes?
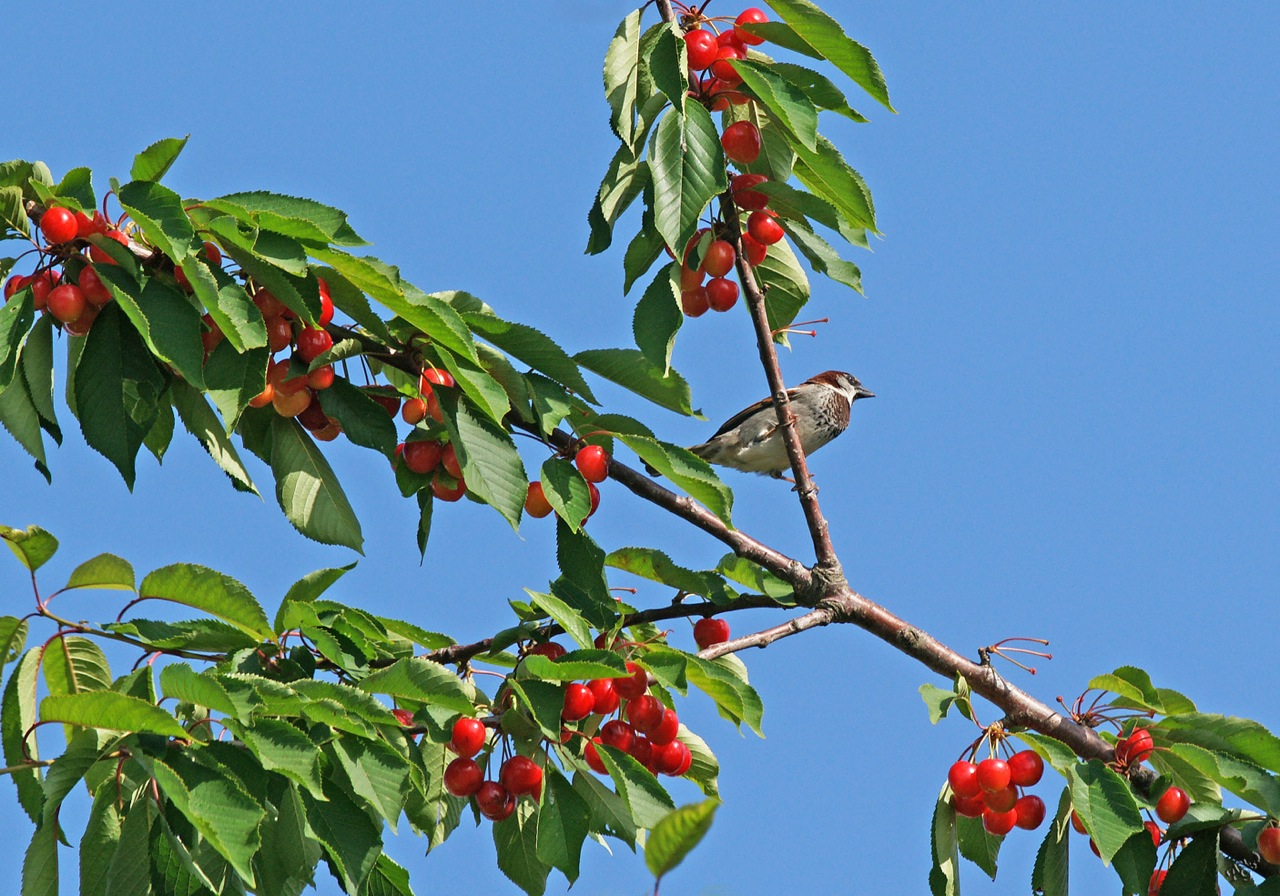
[806,370,875,405]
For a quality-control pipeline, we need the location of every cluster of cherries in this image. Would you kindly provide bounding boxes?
[439,716,543,822]
[672,10,788,318]
[948,748,1048,836]
[523,444,607,524]
[389,367,470,502]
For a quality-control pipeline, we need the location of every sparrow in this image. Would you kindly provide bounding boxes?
[687,371,874,478]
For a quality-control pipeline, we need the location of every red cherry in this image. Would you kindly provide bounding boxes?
[1089,838,1101,857]
[317,277,334,326]
[740,233,768,266]
[1117,728,1154,765]
[525,482,554,518]
[1070,809,1087,834]
[75,210,109,239]
[655,739,692,776]
[1148,870,1166,896]
[1014,794,1046,830]
[297,397,330,431]
[313,420,341,442]
[431,471,466,502]
[89,230,130,265]
[562,683,595,721]
[701,240,736,277]
[476,781,515,821]
[443,758,484,797]
[64,304,98,336]
[364,387,400,417]
[436,442,460,480]
[600,720,635,753]
[586,482,601,520]
[200,240,222,267]
[296,326,332,363]
[982,808,1018,837]
[747,210,785,245]
[30,270,60,310]
[734,8,769,45]
[983,785,1018,814]
[391,708,414,727]
[77,266,113,305]
[630,736,654,769]
[1155,786,1189,824]
[730,173,770,211]
[264,315,293,353]
[249,384,275,409]
[684,29,718,70]
[586,678,620,715]
[649,708,680,746]
[613,662,648,700]
[272,387,312,418]
[529,641,566,660]
[681,287,710,317]
[306,364,335,391]
[948,761,981,799]
[693,618,730,649]
[584,738,608,774]
[402,439,443,474]
[1145,821,1162,846]
[680,264,706,291]
[716,30,745,52]
[420,367,456,391]
[952,792,987,818]
[39,207,77,244]
[254,288,289,319]
[975,758,1011,793]
[46,284,86,324]
[3,275,26,301]
[499,755,543,798]
[575,445,609,483]
[721,121,762,164]
[1008,750,1044,787]
[269,359,308,395]
[705,277,739,312]
[450,717,486,757]
[1258,827,1280,865]
[626,695,665,734]
[709,45,745,86]
[401,397,427,424]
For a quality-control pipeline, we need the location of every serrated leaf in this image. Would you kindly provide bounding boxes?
[633,262,683,374]
[525,589,594,650]
[0,616,26,668]
[617,435,733,524]
[731,59,819,150]
[1014,731,1082,779]
[170,378,257,493]
[929,788,961,896]
[96,268,206,387]
[605,547,731,603]
[762,0,895,111]
[208,191,366,246]
[119,180,196,262]
[1165,742,1280,816]
[597,745,676,829]
[329,735,409,828]
[440,393,527,529]
[22,818,58,896]
[316,377,397,457]
[80,783,122,896]
[494,801,551,896]
[539,457,592,534]
[576,348,696,416]
[522,651,628,682]
[536,770,590,884]
[955,814,1001,879]
[791,134,876,231]
[1160,713,1280,773]
[357,658,472,715]
[586,143,649,256]
[919,683,955,724]
[1088,665,1165,713]
[623,217,666,295]
[130,136,189,183]
[1162,829,1218,896]
[4,649,45,821]
[603,10,647,150]
[187,259,268,353]
[685,655,763,735]
[42,636,111,700]
[646,798,719,880]
[783,217,863,292]
[461,312,597,403]
[0,185,30,238]
[649,105,728,255]
[1032,787,1072,896]
[159,663,240,717]
[1068,759,1144,863]
[203,340,269,431]
[1,524,58,572]
[754,235,811,340]
[0,286,35,392]
[40,692,186,737]
[770,61,868,121]
[436,348,510,425]
[137,563,271,640]
[18,311,57,444]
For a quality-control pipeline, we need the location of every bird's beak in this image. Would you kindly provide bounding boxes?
[854,386,875,400]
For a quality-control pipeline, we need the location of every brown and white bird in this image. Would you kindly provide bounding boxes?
[689,371,874,478]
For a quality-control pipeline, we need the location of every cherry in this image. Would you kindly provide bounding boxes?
[431,471,466,502]
[434,443,460,481]
[272,387,313,418]
[1014,794,1046,830]
[425,390,445,423]
[562,683,595,721]
[200,240,222,267]
[575,445,609,483]
[401,397,427,424]
[706,277,739,312]
[317,277,334,326]
[525,482,554,518]
[709,46,745,86]
[1007,750,1044,787]
[77,266,113,305]
[1070,809,1087,834]
[983,785,1018,814]
[46,284,86,324]
[313,421,341,442]
[3,276,25,301]
[975,758,1011,793]
[586,482,601,520]
[584,738,608,774]
[952,792,987,818]
[734,8,769,45]
[297,398,330,431]
[586,678,620,715]
[403,439,444,475]
[75,210,109,238]
[716,30,745,51]
[30,270,60,310]
[306,364,335,391]
[264,315,293,353]
[420,367,456,391]
[948,761,982,798]
[681,287,710,317]
[1145,821,1162,846]
[476,781,515,821]
[254,288,289,319]
[391,708,414,727]
[655,739,692,776]
[296,326,332,363]
[1258,826,1280,865]
[528,641,566,660]
[1116,727,1154,765]
[982,808,1018,837]
[721,121,762,164]
[64,304,98,336]
[450,717,487,758]
[1148,869,1166,896]
[649,708,680,746]
[248,384,275,409]
[747,210,785,245]
[680,264,706,291]
[39,207,77,245]
[630,736,654,769]
[1155,786,1189,824]
[730,173,770,211]
[740,233,768,266]
[600,720,635,753]
[269,359,308,395]
[365,387,401,417]
[701,240,736,277]
[499,755,543,798]
[693,618,730,649]
[443,758,484,797]
[684,29,718,70]
[1089,838,1101,858]
[626,695,665,734]
[89,230,130,265]
[614,662,648,700]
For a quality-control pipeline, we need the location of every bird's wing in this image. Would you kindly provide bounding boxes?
[708,388,797,439]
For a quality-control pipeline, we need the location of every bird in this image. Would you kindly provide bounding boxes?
[687,371,874,478]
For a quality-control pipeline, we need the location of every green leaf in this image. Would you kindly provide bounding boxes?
[539,457,592,534]
[1165,742,1280,815]
[919,682,955,724]
[1161,829,1218,896]
[108,617,258,654]
[207,191,367,246]
[1,525,57,572]
[159,663,240,717]
[462,312,596,403]
[754,178,845,230]
[1110,829,1158,896]
[791,134,877,232]
[0,616,26,668]
[1160,713,1280,773]
[281,563,356,608]
[80,783,122,896]
[0,356,50,481]
[617,435,733,524]
[603,10,647,150]
[0,287,35,392]
[754,235,811,340]
[724,103,795,184]
[300,776,381,892]
[955,813,1001,879]
[316,377,397,457]
[329,735,410,828]
[42,636,111,698]
[525,589,594,650]
[313,265,393,342]
[645,798,719,880]
[97,268,206,388]
[597,745,676,829]
[536,770,590,884]
[730,59,819,150]
[554,519,617,630]
[40,692,186,738]
[202,340,268,430]
[436,348,510,426]
[130,136,189,182]
[494,801,551,896]
[770,62,868,121]
[649,105,728,256]
[0,185,31,238]
[685,655,763,736]
[605,547,732,603]
[715,554,794,600]
[784,217,863,292]
[1031,787,1072,896]
[357,658,473,715]
[576,348,696,416]
[441,393,527,529]
[72,303,166,489]
[521,651,628,682]
[573,772,637,847]
[21,818,58,896]
[737,22,823,59]
[929,788,960,896]
[646,24,687,112]
[586,143,649,256]
[1068,759,1144,863]
[361,854,414,896]
[119,180,197,262]
[762,0,895,111]
[185,259,268,353]
[142,391,174,463]
[678,725,720,798]
[633,262,683,375]
[138,563,271,640]
[170,377,257,493]
[622,217,666,295]
[4,649,44,822]
[1088,665,1165,713]
[1014,731,1082,779]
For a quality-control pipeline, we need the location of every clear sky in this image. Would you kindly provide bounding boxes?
[2,2,1277,894]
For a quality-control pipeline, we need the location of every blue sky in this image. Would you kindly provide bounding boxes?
[2,2,1277,894]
